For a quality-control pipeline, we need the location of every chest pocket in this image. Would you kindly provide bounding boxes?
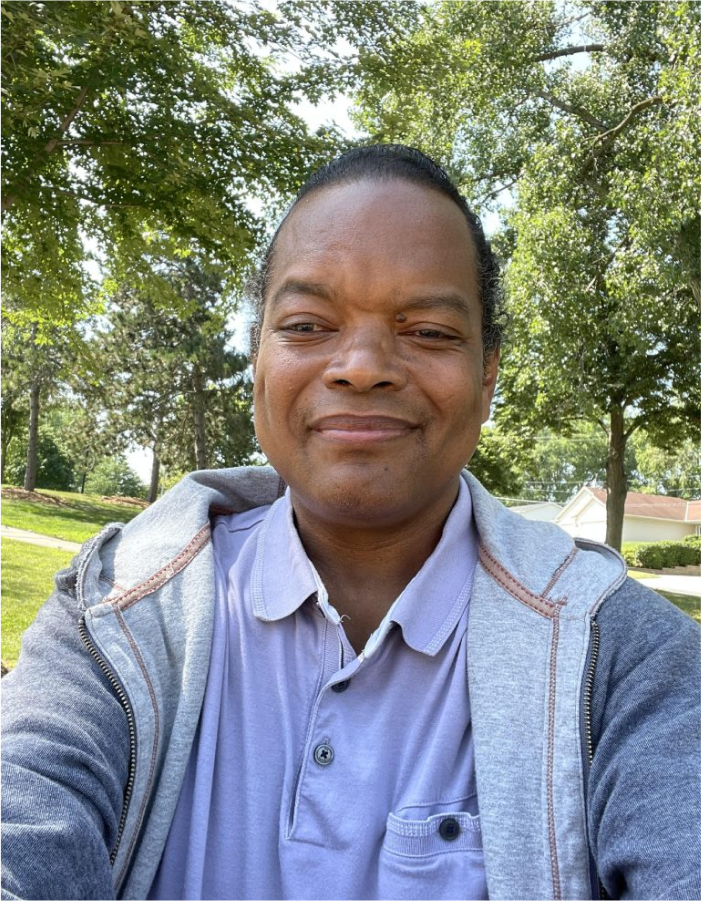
[379,806,486,900]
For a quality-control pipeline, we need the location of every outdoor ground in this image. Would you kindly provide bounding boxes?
[1,486,144,543]
[1,488,144,668]
[2,539,74,668]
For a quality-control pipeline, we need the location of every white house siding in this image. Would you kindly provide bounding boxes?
[622,517,696,543]
[557,500,606,540]
[559,519,605,541]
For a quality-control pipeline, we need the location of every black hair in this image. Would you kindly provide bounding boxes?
[248,144,506,357]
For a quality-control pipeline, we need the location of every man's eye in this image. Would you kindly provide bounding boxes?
[413,328,457,340]
[284,323,323,333]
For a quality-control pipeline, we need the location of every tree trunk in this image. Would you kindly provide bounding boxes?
[192,369,207,470]
[605,404,627,550]
[23,383,41,491]
[148,446,160,504]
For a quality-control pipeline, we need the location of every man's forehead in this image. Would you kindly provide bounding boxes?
[275,179,475,252]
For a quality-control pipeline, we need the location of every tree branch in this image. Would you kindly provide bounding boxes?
[2,85,91,212]
[479,175,521,203]
[535,89,606,130]
[42,85,91,155]
[593,95,664,146]
[57,139,134,147]
[532,43,605,63]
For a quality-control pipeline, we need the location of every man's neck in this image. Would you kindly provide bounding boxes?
[291,487,459,653]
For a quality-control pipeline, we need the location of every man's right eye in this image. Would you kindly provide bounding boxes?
[283,322,324,333]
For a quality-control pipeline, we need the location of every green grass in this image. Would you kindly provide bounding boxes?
[1,539,74,668]
[628,571,658,580]
[1,486,143,544]
[658,591,701,624]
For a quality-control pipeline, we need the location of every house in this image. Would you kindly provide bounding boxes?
[555,486,701,543]
[509,501,563,522]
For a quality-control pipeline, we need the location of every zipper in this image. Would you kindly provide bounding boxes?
[582,619,609,901]
[78,614,137,867]
[583,619,600,766]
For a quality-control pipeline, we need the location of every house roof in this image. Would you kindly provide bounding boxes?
[586,487,701,523]
[509,502,563,513]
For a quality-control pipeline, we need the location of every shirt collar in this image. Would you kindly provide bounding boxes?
[251,491,318,621]
[386,476,477,656]
[252,476,478,657]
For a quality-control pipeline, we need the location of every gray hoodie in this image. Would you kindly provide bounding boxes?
[2,468,700,900]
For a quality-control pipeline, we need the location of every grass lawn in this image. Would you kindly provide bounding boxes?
[1,486,144,544]
[657,591,701,624]
[1,539,74,668]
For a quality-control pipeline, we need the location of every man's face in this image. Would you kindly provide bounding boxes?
[253,179,499,529]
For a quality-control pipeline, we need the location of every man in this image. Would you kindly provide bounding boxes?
[2,145,699,901]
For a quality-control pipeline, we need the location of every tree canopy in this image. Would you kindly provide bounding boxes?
[1,0,339,326]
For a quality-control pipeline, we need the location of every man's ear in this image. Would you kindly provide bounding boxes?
[481,349,500,423]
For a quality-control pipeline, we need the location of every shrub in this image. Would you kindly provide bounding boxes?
[621,543,645,567]
[83,457,146,499]
[4,430,75,491]
[625,538,701,569]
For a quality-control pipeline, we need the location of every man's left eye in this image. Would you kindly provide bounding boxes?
[412,329,457,340]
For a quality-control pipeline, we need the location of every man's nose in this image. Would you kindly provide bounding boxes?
[322,326,408,392]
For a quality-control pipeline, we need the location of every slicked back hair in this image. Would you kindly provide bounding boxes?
[248,144,506,358]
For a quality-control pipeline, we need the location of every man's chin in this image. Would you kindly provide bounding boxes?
[287,469,450,533]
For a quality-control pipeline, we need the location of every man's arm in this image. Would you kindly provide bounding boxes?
[588,578,701,900]
[1,552,130,901]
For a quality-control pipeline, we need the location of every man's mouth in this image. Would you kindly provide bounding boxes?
[310,414,418,444]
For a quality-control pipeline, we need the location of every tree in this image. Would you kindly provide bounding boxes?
[3,426,76,491]
[353,0,701,548]
[94,257,256,500]
[629,433,700,498]
[1,0,349,325]
[1,321,78,491]
[467,426,529,498]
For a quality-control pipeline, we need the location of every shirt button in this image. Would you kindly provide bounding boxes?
[313,743,334,766]
[331,680,350,693]
[439,817,461,841]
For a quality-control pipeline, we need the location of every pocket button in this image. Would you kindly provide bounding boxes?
[439,817,461,841]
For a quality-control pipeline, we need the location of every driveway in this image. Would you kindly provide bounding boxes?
[632,572,701,598]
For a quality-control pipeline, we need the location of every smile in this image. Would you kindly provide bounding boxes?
[311,415,418,444]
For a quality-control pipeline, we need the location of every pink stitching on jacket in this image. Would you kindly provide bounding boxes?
[113,607,160,888]
[478,545,559,618]
[113,524,211,611]
[542,548,578,598]
[546,610,562,899]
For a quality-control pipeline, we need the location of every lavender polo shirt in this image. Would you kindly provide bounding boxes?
[148,478,485,901]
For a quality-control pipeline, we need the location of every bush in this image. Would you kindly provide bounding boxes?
[83,457,146,499]
[623,538,700,569]
[4,430,75,490]
[621,543,646,567]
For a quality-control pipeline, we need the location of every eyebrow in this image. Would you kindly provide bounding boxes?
[269,279,335,309]
[269,280,475,319]
[398,292,474,319]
